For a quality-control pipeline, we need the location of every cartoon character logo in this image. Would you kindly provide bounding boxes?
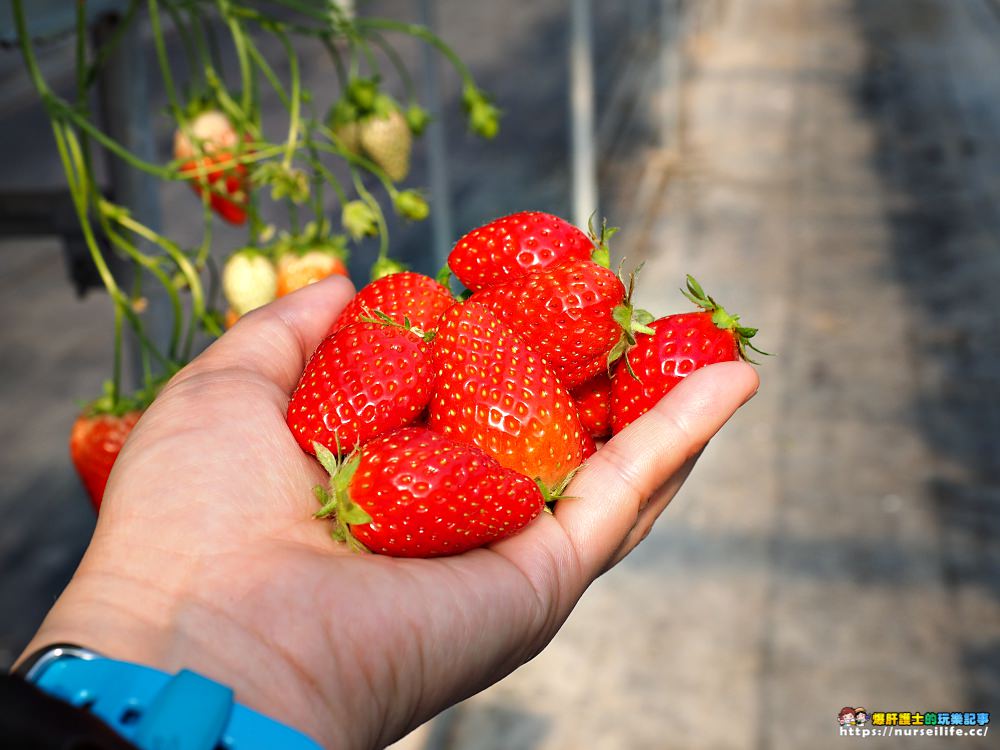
[838,707,857,726]
[855,708,868,726]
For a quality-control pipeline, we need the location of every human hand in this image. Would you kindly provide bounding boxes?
[20,276,758,749]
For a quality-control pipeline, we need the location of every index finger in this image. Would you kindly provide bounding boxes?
[555,361,759,576]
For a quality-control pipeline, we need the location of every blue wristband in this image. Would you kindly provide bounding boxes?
[23,645,322,750]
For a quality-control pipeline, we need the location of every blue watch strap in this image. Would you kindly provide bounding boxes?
[30,653,322,750]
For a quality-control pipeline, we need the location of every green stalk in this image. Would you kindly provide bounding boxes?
[148,0,185,121]
[368,30,418,104]
[355,18,478,90]
[272,26,302,168]
[315,127,399,200]
[244,38,291,109]
[219,0,254,116]
[320,34,347,89]
[98,210,185,360]
[351,170,389,261]
[85,0,141,89]
[161,1,202,90]
[48,98,174,179]
[111,211,208,360]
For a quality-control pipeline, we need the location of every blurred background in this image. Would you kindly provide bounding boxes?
[2,0,999,748]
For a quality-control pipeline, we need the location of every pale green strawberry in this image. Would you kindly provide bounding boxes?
[359,98,412,182]
[222,248,278,316]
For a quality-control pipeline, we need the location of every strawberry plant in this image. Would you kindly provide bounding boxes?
[12,0,499,508]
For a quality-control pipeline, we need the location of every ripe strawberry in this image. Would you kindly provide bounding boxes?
[427,301,586,488]
[174,110,251,225]
[329,271,454,335]
[448,211,597,292]
[359,97,412,182]
[276,247,349,297]
[287,321,434,455]
[222,248,277,316]
[611,276,765,433]
[70,410,142,511]
[468,258,651,389]
[312,427,544,557]
[572,372,613,439]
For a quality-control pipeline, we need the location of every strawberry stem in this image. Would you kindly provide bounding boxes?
[681,275,770,363]
[608,263,655,378]
[587,215,618,269]
[358,305,437,342]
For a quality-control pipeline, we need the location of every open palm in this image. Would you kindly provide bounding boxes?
[25,276,758,749]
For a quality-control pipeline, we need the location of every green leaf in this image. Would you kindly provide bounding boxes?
[634,309,655,326]
[339,497,373,526]
[686,274,707,300]
[334,453,361,493]
[607,338,627,365]
[436,265,453,288]
[313,485,329,505]
[313,485,338,518]
[612,304,633,331]
[313,442,340,477]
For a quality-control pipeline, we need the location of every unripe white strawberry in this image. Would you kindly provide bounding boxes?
[359,105,412,182]
[222,249,278,316]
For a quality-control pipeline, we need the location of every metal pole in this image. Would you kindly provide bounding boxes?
[418,0,454,271]
[659,0,685,151]
[569,0,598,227]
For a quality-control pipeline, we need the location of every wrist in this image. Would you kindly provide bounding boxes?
[18,538,368,749]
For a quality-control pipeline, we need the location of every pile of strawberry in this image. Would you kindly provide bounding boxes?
[286,211,764,558]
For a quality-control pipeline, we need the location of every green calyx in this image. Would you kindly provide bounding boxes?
[681,275,770,363]
[370,255,409,281]
[82,376,164,418]
[275,220,349,261]
[312,442,372,554]
[405,104,431,136]
[393,189,429,222]
[536,468,580,513]
[435,264,453,288]
[587,215,618,269]
[608,263,655,379]
[462,84,500,139]
[359,306,436,343]
[342,200,379,241]
[252,161,310,204]
[346,77,381,114]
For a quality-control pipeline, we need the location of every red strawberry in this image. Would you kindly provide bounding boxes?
[468,258,651,389]
[312,427,544,557]
[427,301,586,488]
[329,272,455,335]
[611,276,765,433]
[70,410,142,511]
[174,110,252,225]
[448,211,597,291]
[572,373,613,439]
[286,321,434,455]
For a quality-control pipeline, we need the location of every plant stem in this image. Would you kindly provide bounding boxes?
[355,18,479,90]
